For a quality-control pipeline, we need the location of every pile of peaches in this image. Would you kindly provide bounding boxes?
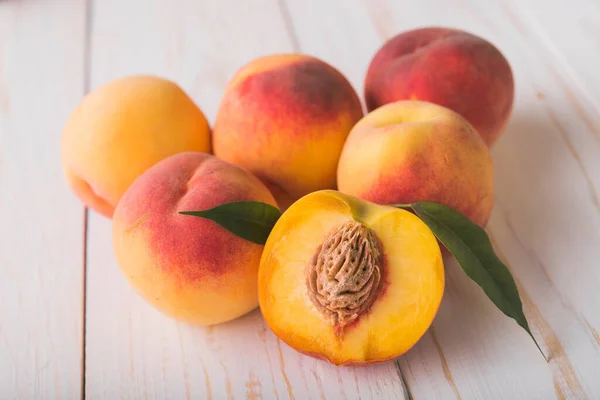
[61,27,514,365]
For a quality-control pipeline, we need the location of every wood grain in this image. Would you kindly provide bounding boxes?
[0,0,87,398]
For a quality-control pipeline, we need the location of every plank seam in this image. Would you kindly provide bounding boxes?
[81,209,88,400]
[395,359,413,400]
[81,0,94,397]
[276,0,301,52]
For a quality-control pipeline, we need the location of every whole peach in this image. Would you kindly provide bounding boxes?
[364,27,514,146]
[62,75,211,218]
[212,54,364,210]
[112,152,277,326]
[337,101,494,228]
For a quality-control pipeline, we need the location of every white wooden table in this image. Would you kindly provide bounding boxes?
[2,0,600,398]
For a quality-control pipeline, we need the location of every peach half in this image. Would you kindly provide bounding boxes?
[258,190,444,365]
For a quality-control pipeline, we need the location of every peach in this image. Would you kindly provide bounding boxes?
[112,152,277,326]
[259,190,444,365]
[337,101,494,228]
[61,75,211,218]
[212,54,364,210]
[364,27,514,146]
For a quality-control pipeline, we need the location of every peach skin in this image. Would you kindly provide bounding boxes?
[364,27,514,146]
[112,152,277,326]
[212,54,364,210]
[337,100,494,228]
[61,75,211,218]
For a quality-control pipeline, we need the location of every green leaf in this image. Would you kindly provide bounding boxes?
[396,201,546,360]
[179,201,282,245]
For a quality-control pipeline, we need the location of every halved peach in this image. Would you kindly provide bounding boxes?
[258,190,444,365]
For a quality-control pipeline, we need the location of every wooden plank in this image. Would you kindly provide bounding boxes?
[0,0,87,398]
[84,0,407,398]
[282,0,600,398]
[503,0,600,109]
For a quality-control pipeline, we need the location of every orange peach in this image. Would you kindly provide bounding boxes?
[212,54,364,210]
[364,27,514,146]
[337,101,494,228]
[259,190,444,365]
[112,152,277,326]
[61,75,211,218]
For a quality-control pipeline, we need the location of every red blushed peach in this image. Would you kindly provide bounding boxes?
[112,152,277,326]
[337,101,494,228]
[364,27,514,146]
[212,54,364,210]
